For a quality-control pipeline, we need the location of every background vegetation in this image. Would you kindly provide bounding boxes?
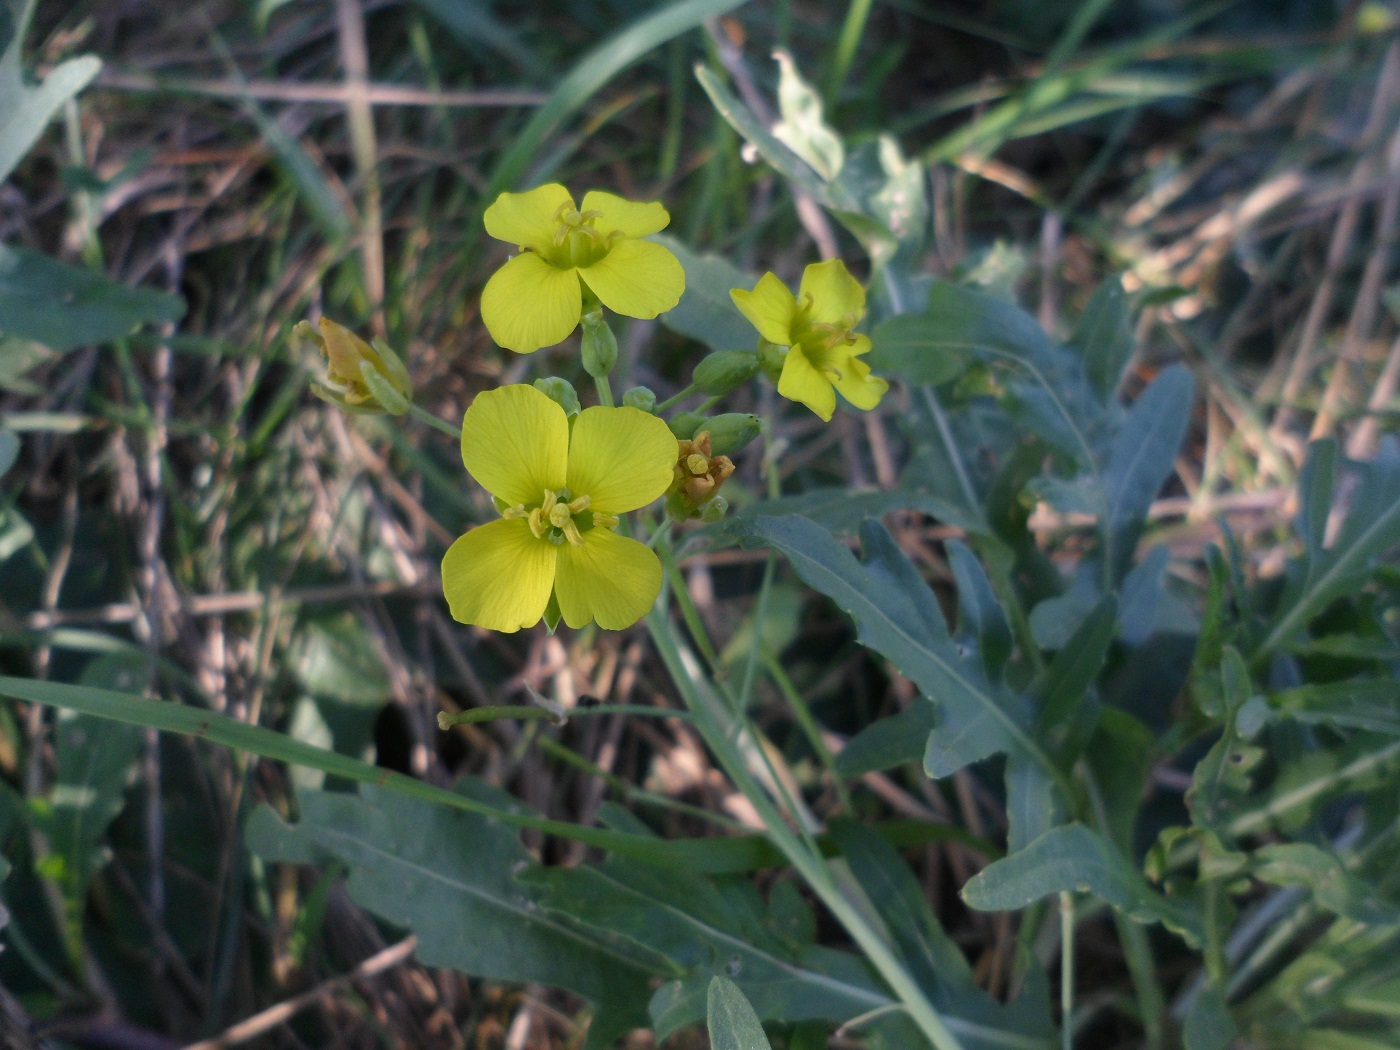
[2,0,1399,1048]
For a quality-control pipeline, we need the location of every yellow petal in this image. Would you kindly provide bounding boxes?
[461,384,568,507]
[441,518,557,633]
[577,239,685,320]
[484,183,573,251]
[730,272,797,345]
[798,259,865,325]
[567,405,676,514]
[777,346,837,421]
[581,190,670,238]
[481,251,582,353]
[554,528,662,630]
[830,351,889,411]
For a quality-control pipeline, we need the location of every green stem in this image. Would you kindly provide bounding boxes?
[644,607,967,1050]
[407,402,461,438]
[1060,892,1075,1050]
[762,650,852,813]
[594,374,615,408]
[826,0,874,106]
[655,383,698,413]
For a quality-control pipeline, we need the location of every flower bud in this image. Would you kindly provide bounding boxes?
[665,430,736,520]
[692,350,759,397]
[580,310,618,379]
[757,338,789,384]
[533,376,581,417]
[622,386,657,412]
[702,413,763,457]
[302,317,412,415]
[667,411,705,440]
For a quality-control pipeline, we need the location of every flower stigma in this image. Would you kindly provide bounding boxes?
[549,203,616,269]
[521,488,601,547]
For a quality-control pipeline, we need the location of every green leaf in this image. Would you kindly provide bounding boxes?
[1296,438,1338,565]
[1187,646,1264,830]
[488,0,749,196]
[656,235,759,353]
[736,516,1056,784]
[1260,444,1400,661]
[406,0,541,75]
[833,700,934,776]
[946,539,1012,680]
[1272,680,1400,735]
[1033,596,1115,763]
[524,857,894,1039]
[0,426,17,477]
[866,313,977,386]
[1253,843,1400,926]
[962,823,1204,947]
[246,784,656,1048]
[1070,277,1134,403]
[734,486,980,536]
[829,821,1057,1050]
[0,0,101,185]
[0,674,779,870]
[1183,984,1236,1050]
[1101,365,1193,583]
[0,245,186,351]
[708,976,774,1050]
[771,51,843,181]
[28,656,144,960]
[1084,709,1154,852]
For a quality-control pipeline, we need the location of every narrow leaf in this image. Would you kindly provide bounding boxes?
[1071,277,1134,403]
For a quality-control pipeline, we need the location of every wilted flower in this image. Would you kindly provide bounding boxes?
[296,317,411,415]
[666,430,734,520]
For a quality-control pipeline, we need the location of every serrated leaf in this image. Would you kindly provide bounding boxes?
[247,784,656,1048]
[708,976,774,1050]
[1070,278,1134,403]
[963,824,1204,947]
[0,245,186,351]
[656,235,760,353]
[866,313,979,386]
[1101,365,1194,583]
[736,515,1053,783]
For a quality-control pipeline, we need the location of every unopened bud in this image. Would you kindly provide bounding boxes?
[622,386,657,412]
[757,338,789,384]
[702,413,763,457]
[580,310,618,379]
[534,377,581,417]
[692,350,760,397]
[668,411,705,440]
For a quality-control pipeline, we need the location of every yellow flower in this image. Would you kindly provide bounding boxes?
[296,317,412,415]
[480,184,686,353]
[441,384,677,632]
[730,259,888,422]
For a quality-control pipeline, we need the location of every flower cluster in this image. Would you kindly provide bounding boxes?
[307,183,893,634]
